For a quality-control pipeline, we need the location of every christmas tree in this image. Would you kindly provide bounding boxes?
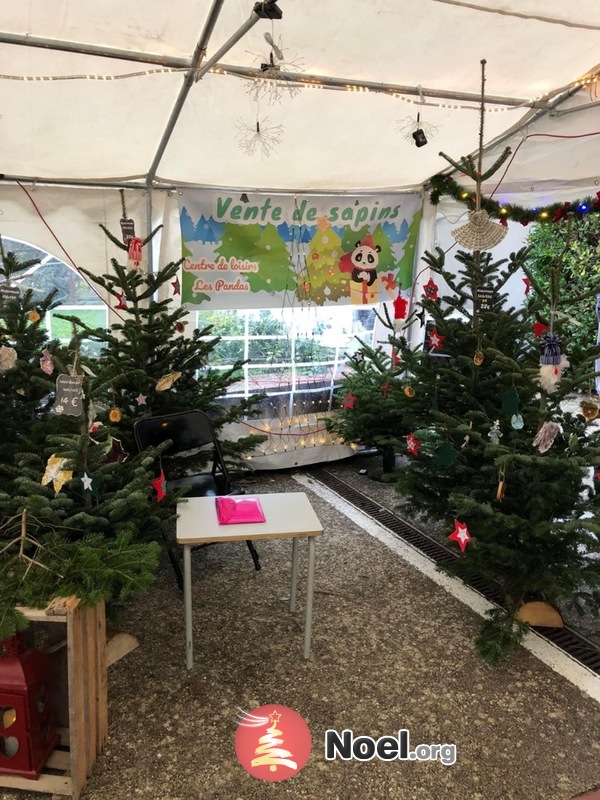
[325,327,412,477]
[0,245,166,639]
[0,238,68,478]
[59,197,266,470]
[392,245,600,662]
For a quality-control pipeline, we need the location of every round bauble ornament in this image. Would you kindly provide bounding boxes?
[27,310,41,323]
[511,414,524,430]
[108,407,123,423]
[403,386,415,398]
[580,400,599,421]
[473,350,485,366]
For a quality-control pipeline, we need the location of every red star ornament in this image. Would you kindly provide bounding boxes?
[523,278,531,295]
[171,276,181,295]
[115,293,128,310]
[152,470,167,502]
[423,278,439,301]
[448,519,471,552]
[428,328,445,350]
[406,433,420,456]
[342,392,356,409]
[393,293,408,321]
[391,349,402,365]
[533,321,549,338]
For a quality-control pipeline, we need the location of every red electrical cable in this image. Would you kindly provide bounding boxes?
[15,180,125,321]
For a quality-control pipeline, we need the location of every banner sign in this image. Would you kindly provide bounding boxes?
[179,190,422,309]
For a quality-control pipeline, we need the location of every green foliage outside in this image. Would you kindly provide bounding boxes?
[525,215,600,361]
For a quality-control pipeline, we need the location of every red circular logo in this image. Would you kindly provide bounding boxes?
[235,704,312,782]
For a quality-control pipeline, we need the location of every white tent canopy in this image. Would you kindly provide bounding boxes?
[0,0,599,194]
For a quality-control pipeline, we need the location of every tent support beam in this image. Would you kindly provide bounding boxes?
[0,31,191,69]
[213,64,551,109]
[146,1,263,185]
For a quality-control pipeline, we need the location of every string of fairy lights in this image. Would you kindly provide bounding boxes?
[0,62,597,114]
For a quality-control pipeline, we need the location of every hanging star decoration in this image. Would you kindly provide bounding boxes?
[352,351,366,365]
[406,433,421,456]
[156,371,182,391]
[0,345,17,372]
[423,278,439,301]
[448,519,472,552]
[171,277,181,296]
[136,393,147,406]
[415,308,426,327]
[115,292,128,311]
[151,470,167,502]
[533,321,549,338]
[428,328,445,350]
[41,455,73,493]
[342,392,356,409]
[381,382,392,398]
[523,277,531,295]
[105,437,128,463]
[79,470,102,497]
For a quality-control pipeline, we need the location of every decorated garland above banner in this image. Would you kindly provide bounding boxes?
[429,173,600,226]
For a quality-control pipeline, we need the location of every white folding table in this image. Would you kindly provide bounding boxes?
[176,491,323,670]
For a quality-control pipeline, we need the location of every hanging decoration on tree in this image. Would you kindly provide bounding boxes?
[39,348,54,375]
[580,399,599,421]
[433,442,459,467]
[0,344,17,372]
[342,392,356,409]
[422,278,439,301]
[108,407,123,423]
[393,292,408,330]
[403,385,415,398]
[496,466,506,500]
[415,308,427,327]
[428,328,445,350]
[119,190,136,244]
[523,278,531,295]
[473,349,484,366]
[236,115,284,158]
[175,320,187,334]
[532,421,561,453]
[539,332,569,393]
[135,393,147,406]
[533,321,549,338]
[41,455,73,493]
[127,237,143,269]
[115,292,128,311]
[105,437,128,463]
[27,309,41,324]
[155,371,182,391]
[380,382,392,398]
[448,519,472,552]
[54,373,84,416]
[442,60,510,251]
[511,413,524,430]
[406,433,421,456]
[79,470,102,496]
[488,420,502,445]
[171,277,181,296]
[151,470,167,502]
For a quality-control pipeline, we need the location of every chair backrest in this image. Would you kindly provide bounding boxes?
[133,410,231,488]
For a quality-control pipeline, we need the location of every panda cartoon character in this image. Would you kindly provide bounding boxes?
[338,234,382,304]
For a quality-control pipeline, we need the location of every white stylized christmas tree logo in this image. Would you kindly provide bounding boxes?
[238,708,298,774]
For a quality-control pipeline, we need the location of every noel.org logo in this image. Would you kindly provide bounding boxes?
[235,704,312,782]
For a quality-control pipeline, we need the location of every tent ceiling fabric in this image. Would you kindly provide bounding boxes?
[1,0,599,191]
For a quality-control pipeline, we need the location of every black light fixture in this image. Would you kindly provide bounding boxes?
[253,1,282,19]
[412,113,427,148]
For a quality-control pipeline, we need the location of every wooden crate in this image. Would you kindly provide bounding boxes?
[0,597,108,800]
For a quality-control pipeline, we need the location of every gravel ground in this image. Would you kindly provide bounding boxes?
[2,468,599,800]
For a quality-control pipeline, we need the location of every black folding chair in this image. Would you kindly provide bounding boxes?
[133,410,261,589]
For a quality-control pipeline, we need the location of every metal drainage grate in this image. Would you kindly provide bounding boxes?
[309,467,600,677]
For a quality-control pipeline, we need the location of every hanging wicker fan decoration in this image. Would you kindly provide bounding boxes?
[438,60,511,251]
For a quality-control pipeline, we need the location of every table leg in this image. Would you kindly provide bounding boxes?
[303,536,316,659]
[183,544,193,670]
[290,537,299,612]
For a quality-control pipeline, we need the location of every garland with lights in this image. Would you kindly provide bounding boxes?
[429,173,600,225]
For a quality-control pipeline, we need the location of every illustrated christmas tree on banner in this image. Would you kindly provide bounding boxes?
[295,222,345,304]
[59,193,265,469]
[244,223,296,293]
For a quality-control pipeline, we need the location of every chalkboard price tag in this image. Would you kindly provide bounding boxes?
[54,374,84,416]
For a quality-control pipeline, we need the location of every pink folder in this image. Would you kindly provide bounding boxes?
[215,496,266,525]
